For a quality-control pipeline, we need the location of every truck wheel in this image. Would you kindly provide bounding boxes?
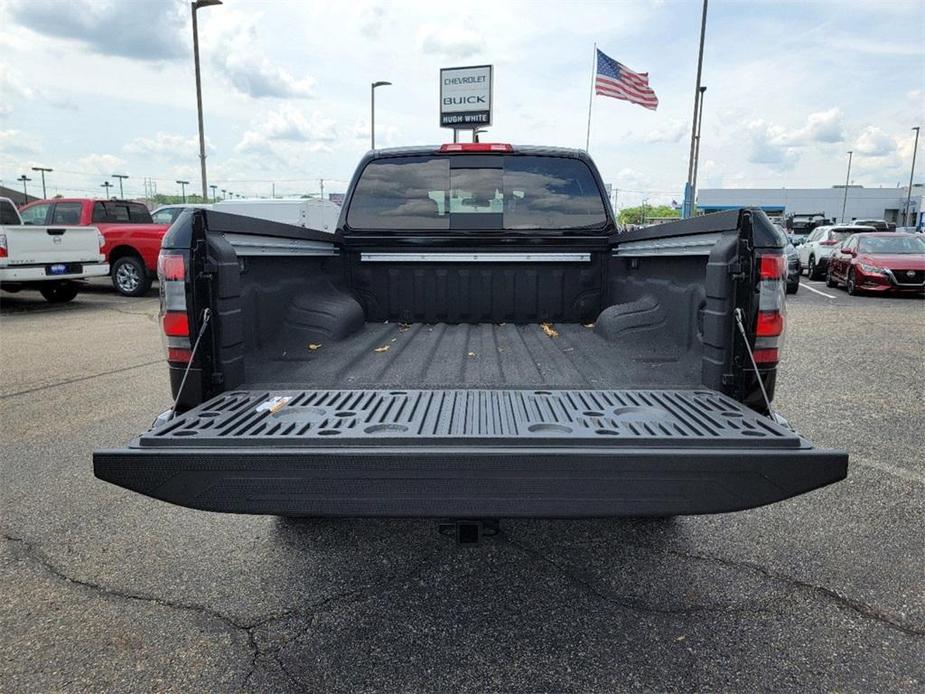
[826,268,838,288]
[40,282,79,303]
[112,256,152,297]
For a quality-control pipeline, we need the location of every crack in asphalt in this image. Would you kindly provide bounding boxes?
[539,534,925,638]
[2,531,262,688]
[648,544,925,638]
[5,526,921,692]
[504,533,773,617]
[245,564,438,692]
[0,360,162,399]
[2,530,420,691]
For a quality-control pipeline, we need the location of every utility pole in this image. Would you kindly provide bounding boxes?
[221,188,226,200]
[684,0,708,219]
[370,81,391,149]
[112,173,129,198]
[840,151,853,223]
[17,174,31,199]
[31,167,52,199]
[209,184,217,202]
[319,178,325,200]
[690,85,707,216]
[905,126,920,227]
[101,181,113,198]
[176,180,190,203]
[191,0,222,201]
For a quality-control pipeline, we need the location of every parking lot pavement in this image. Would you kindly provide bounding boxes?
[1,284,923,692]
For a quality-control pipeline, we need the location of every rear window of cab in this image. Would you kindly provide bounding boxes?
[346,155,609,232]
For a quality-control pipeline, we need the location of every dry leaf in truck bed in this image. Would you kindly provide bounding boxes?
[374,345,390,353]
[308,343,322,351]
[583,323,595,329]
[467,351,476,357]
[398,323,411,332]
[540,322,559,338]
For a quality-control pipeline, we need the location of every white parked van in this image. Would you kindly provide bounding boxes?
[213,198,341,233]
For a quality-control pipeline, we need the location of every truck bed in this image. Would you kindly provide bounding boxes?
[245,321,700,390]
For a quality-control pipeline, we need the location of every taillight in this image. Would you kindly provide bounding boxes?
[0,233,7,259]
[158,249,191,364]
[753,251,786,365]
[97,230,105,251]
[820,239,838,246]
[438,143,513,152]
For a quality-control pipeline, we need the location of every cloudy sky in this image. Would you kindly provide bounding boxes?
[1,0,922,207]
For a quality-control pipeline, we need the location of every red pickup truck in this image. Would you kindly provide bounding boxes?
[19,198,169,296]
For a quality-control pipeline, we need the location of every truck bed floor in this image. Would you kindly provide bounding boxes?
[244,322,700,390]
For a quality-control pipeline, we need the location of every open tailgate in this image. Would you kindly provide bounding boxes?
[94,388,847,517]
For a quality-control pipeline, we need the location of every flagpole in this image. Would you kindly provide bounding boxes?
[585,42,597,152]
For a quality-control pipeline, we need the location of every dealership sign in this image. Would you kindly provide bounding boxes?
[440,65,492,128]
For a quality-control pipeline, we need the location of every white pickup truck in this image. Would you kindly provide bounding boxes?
[0,197,109,302]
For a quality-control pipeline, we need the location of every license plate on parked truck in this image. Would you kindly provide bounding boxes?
[46,263,80,275]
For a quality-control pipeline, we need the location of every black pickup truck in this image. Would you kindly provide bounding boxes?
[94,144,847,519]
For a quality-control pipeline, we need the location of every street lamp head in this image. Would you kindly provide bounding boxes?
[31,166,53,173]
[372,81,392,88]
[192,0,222,9]
[699,86,707,93]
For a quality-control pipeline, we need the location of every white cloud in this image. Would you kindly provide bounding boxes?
[792,108,845,145]
[124,133,212,158]
[0,129,40,154]
[75,153,128,175]
[418,26,485,60]
[854,126,896,157]
[643,120,688,144]
[217,52,315,99]
[746,120,800,171]
[202,9,316,99]
[0,64,35,102]
[7,0,187,61]
[236,106,337,153]
[360,5,388,39]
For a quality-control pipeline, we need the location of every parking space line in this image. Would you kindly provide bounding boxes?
[801,282,837,299]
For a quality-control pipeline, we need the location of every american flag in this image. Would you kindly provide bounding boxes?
[595,49,658,111]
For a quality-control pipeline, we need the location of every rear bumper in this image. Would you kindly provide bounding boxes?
[93,444,848,517]
[0,262,109,282]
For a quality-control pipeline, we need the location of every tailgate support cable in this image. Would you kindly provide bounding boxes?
[170,308,212,416]
[734,307,776,420]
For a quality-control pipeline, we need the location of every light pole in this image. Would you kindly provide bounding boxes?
[690,85,707,215]
[112,173,129,198]
[221,188,227,200]
[370,80,391,149]
[684,0,709,218]
[904,126,920,227]
[840,151,853,223]
[101,181,113,198]
[17,175,31,199]
[177,180,190,203]
[31,167,52,198]
[473,128,487,143]
[210,184,217,203]
[191,0,222,201]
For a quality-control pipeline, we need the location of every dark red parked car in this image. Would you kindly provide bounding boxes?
[826,232,925,295]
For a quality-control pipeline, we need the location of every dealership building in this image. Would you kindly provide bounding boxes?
[698,184,923,227]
